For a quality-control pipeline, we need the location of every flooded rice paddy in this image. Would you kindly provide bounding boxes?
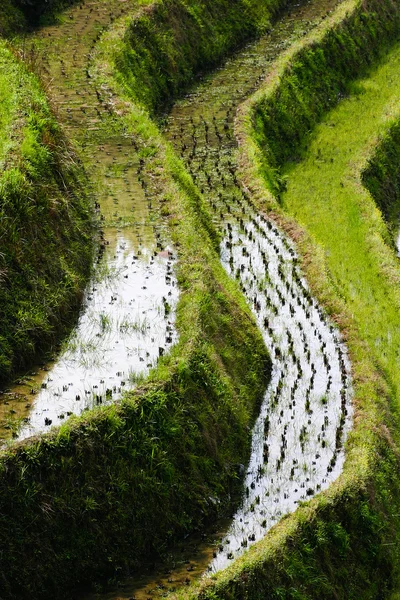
[14,237,178,440]
[0,0,178,441]
[163,0,352,571]
[2,0,353,595]
[211,213,351,569]
[82,0,352,597]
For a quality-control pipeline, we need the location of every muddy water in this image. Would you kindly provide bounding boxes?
[0,0,178,442]
[81,0,352,598]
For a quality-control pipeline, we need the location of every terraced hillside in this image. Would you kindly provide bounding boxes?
[0,37,94,387]
[0,0,400,598]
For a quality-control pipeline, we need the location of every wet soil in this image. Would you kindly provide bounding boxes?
[0,0,178,441]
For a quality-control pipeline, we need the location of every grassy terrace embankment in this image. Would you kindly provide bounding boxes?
[174,0,400,597]
[3,0,400,597]
[0,0,281,597]
[112,0,284,114]
[0,39,94,383]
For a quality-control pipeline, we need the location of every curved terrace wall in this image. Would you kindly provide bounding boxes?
[112,0,287,114]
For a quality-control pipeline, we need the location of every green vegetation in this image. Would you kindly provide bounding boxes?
[248,0,400,199]
[4,0,400,595]
[363,118,400,245]
[0,40,94,382]
[280,46,400,415]
[0,0,278,597]
[178,0,400,596]
[0,328,268,599]
[113,0,284,114]
[0,0,25,37]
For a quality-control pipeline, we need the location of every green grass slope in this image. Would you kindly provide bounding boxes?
[113,0,286,114]
[280,50,400,411]
[0,40,94,383]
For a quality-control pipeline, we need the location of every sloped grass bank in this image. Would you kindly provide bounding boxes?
[363,119,400,246]
[112,0,287,114]
[0,41,94,383]
[0,0,274,597]
[179,0,400,597]
[0,325,269,600]
[0,0,25,36]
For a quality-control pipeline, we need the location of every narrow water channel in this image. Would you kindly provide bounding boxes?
[81,0,352,597]
[164,0,352,572]
[0,0,179,441]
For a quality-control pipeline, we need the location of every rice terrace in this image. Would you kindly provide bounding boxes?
[0,0,400,597]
